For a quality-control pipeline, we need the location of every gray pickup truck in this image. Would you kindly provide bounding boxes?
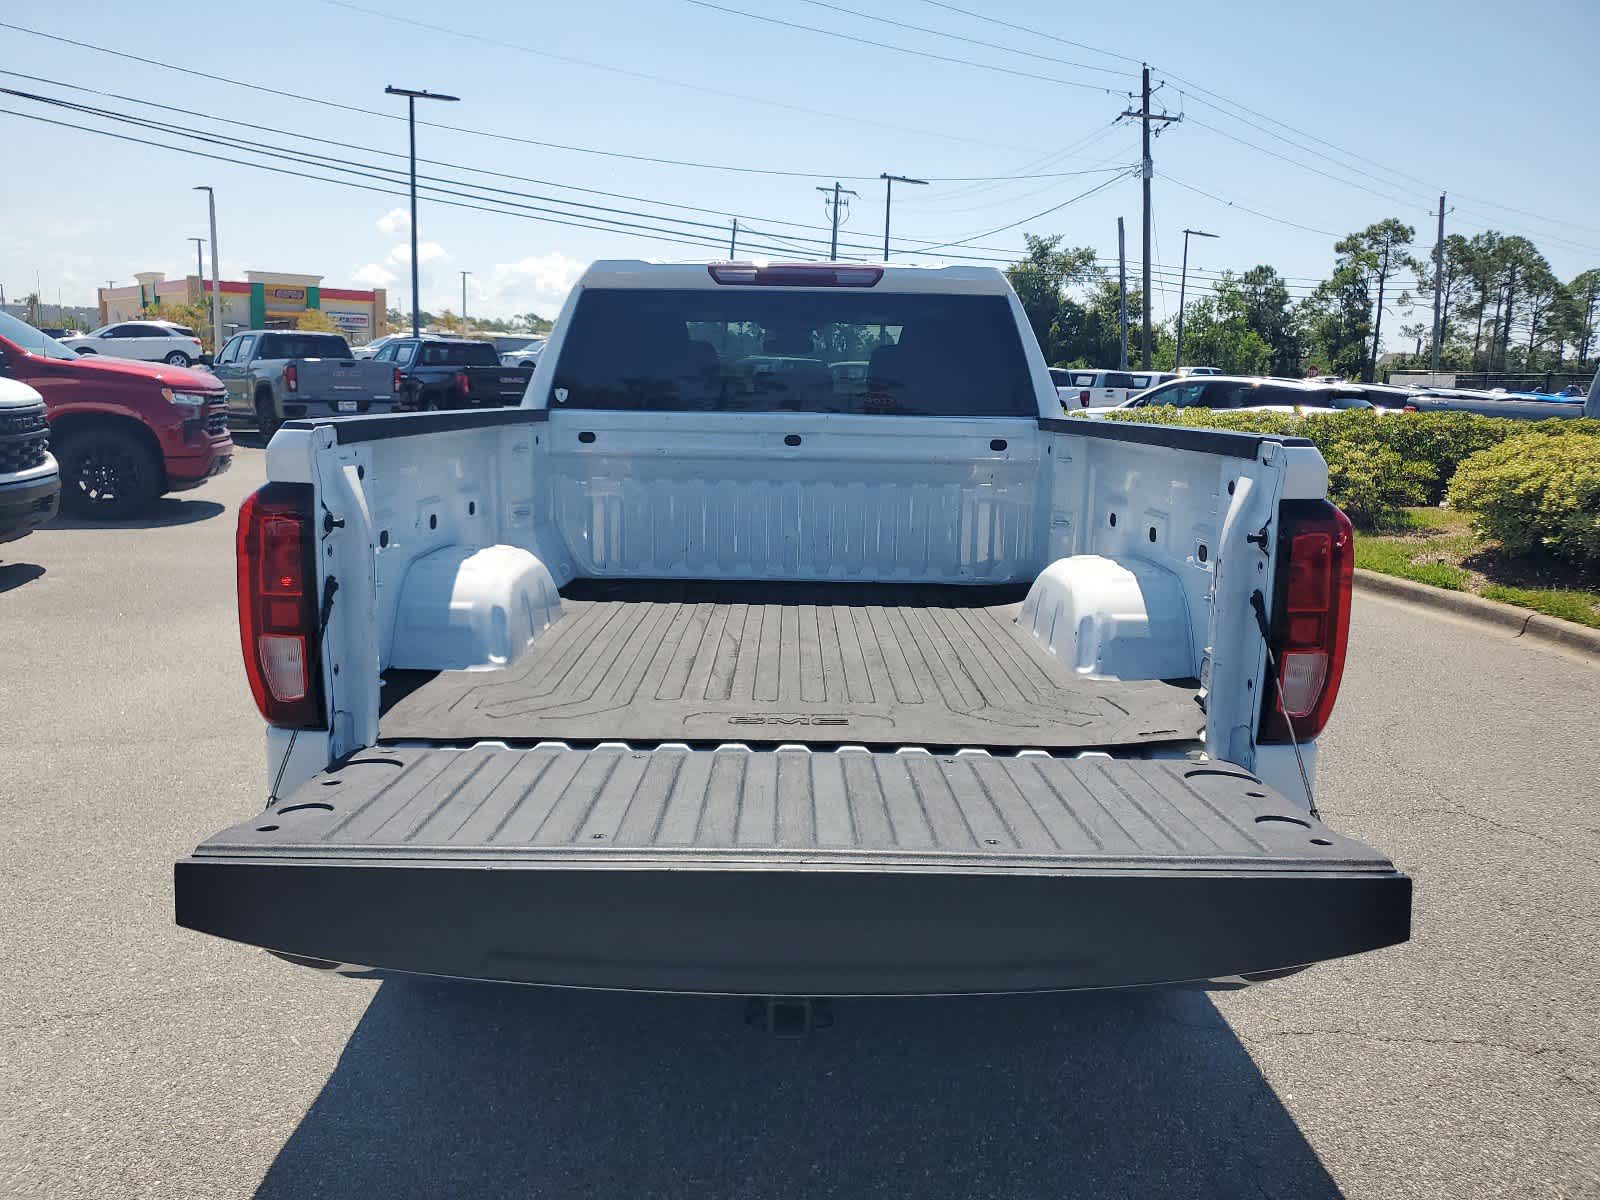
[211,331,398,436]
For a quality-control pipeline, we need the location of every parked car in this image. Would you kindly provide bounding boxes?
[499,338,546,369]
[0,375,59,544]
[1175,365,1222,377]
[1053,368,1176,412]
[351,334,401,360]
[59,320,205,367]
[177,258,1409,999]
[210,330,399,437]
[1115,375,1380,415]
[1406,388,1585,421]
[372,335,533,410]
[0,312,231,517]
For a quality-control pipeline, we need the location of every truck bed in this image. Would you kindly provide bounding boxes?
[378,581,1205,751]
[175,745,1410,994]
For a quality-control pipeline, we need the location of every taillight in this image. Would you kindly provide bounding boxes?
[393,367,403,394]
[707,262,883,287]
[455,372,470,399]
[1258,499,1353,743]
[236,482,324,729]
[1079,389,1092,407]
[1402,404,1418,413]
[284,363,298,393]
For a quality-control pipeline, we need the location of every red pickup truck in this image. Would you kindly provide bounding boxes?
[0,313,232,517]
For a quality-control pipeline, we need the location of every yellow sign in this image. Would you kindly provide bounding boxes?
[267,286,307,306]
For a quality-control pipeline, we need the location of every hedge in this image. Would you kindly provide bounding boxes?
[1446,424,1600,571]
[1101,408,1599,529]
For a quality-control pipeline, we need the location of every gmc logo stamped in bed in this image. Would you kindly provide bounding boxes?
[727,714,850,726]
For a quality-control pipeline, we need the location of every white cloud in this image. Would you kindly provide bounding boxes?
[388,240,448,267]
[480,252,585,321]
[352,263,398,287]
[375,208,410,237]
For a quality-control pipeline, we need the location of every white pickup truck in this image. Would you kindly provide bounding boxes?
[176,261,1410,997]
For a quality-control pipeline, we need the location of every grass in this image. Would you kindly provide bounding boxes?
[1356,507,1600,630]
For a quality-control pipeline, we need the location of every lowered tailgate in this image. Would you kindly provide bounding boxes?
[176,745,1410,995]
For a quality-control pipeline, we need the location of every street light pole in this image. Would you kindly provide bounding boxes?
[192,187,222,353]
[386,85,460,336]
[879,173,928,261]
[1174,227,1218,371]
[460,269,470,332]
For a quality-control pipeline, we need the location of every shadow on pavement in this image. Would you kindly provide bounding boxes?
[256,981,1340,1199]
[49,498,227,531]
[0,561,45,593]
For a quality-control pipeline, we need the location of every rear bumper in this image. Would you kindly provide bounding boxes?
[0,467,60,543]
[281,399,397,419]
[175,745,1411,996]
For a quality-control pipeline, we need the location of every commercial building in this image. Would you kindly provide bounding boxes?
[99,271,388,345]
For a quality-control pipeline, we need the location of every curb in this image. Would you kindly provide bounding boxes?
[1354,569,1600,659]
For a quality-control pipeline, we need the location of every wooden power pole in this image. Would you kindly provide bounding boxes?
[1121,66,1181,368]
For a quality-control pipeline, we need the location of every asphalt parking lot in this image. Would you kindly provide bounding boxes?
[1,443,1596,1199]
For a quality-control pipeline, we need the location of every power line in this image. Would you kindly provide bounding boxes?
[791,0,1134,79]
[911,172,1132,252]
[911,0,1143,67]
[0,17,1047,170]
[1163,174,1340,238]
[680,0,1129,93]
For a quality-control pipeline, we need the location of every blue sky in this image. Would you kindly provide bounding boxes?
[1,0,1595,342]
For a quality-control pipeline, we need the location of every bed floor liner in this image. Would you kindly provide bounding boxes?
[378,580,1205,750]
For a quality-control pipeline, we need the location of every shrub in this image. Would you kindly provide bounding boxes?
[1447,426,1600,572]
[1374,412,1521,503]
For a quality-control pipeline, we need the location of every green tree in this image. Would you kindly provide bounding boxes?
[1568,269,1600,365]
[295,309,342,334]
[1334,219,1420,381]
[1299,264,1372,380]
[142,299,215,351]
[1215,266,1299,375]
[1002,234,1098,364]
[1173,291,1272,374]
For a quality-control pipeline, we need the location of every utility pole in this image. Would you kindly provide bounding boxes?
[1174,227,1218,370]
[816,182,859,260]
[879,173,928,261]
[189,237,206,298]
[386,86,461,336]
[459,269,470,332]
[1429,193,1446,372]
[193,187,222,353]
[1120,65,1182,368]
[1579,279,1596,366]
[729,218,738,258]
[1117,217,1129,371]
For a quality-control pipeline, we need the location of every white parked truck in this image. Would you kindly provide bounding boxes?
[176,261,1410,997]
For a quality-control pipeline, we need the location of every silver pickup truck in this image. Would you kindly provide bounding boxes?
[211,330,399,436]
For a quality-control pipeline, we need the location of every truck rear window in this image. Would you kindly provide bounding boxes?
[420,342,501,366]
[551,289,1037,416]
[258,333,352,359]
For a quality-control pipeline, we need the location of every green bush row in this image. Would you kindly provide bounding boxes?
[1446,424,1600,571]
[1102,409,1600,567]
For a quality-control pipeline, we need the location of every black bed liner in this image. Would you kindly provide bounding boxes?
[176,745,1410,995]
[378,581,1205,751]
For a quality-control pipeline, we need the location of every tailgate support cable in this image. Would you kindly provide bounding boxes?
[1250,589,1319,820]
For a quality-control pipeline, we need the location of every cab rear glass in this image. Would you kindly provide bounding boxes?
[551,288,1036,416]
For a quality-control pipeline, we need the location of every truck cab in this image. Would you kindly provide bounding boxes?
[176,261,1409,997]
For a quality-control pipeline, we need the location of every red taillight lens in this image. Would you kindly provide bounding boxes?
[455,372,470,398]
[284,363,298,392]
[1259,499,1353,743]
[707,262,883,287]
[236,482,324,728]
[1079,389,1092,407]
[1402,404,1419,413]
[393,367,403,394]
